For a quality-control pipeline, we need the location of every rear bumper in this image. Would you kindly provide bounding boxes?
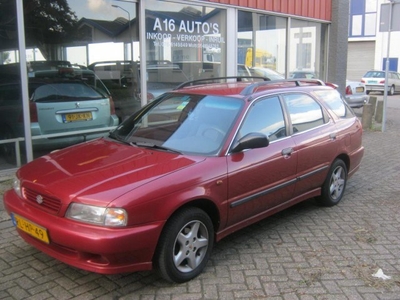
[3,189,163,274]
[348,145,364,178]
[345,94,369,108]
[365,84,385,92]
[30,115,118,150]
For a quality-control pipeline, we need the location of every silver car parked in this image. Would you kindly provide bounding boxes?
[361,70,400,95]
[344,80,369,108]
[0,68,119,163]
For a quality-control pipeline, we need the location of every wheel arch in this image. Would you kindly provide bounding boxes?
[335,153,350,172]
[152,198,220,258]
[166,198,220,235]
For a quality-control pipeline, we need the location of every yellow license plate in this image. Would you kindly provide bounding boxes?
[356,87,364,93]
[13,214,50,244]
[64,112,92,122]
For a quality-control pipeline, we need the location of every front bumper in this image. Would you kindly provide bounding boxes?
[3,189,164,274]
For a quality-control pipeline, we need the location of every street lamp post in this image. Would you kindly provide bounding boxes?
[112,4,133,61]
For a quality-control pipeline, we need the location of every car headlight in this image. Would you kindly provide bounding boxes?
[12,176,22,198]
[66,203,127,227]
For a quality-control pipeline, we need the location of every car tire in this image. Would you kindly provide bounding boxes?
[155,207,214,283]
[316,159,347,207]
[389,85,395,96]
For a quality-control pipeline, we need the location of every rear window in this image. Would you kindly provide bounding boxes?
[32,82,106,102]
[364,71,384,78]
[314,89,354,119]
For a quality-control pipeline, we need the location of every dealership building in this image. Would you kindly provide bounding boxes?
[0,0,351,172]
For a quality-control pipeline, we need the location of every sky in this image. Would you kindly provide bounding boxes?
[68,0,137,20]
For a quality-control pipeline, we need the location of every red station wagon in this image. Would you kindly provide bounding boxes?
[3,77,364,283]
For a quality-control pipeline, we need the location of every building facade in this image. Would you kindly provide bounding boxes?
[347,0,400,80]
[0,0,350,172]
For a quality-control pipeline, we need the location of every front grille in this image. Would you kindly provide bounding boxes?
[22,187,62,214]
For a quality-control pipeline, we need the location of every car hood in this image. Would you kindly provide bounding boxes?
[18,138,205,205]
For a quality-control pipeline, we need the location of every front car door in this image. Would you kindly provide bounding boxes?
[226,95,297,228]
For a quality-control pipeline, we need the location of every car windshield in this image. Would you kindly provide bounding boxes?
[111,93,244,155]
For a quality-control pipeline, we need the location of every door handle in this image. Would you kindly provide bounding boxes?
[329,133,336,140]
[281,147,293,157]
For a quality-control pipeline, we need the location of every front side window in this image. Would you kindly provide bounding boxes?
[238,96,286,142]
[283,93,325,133]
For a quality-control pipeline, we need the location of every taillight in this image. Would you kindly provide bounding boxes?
[109,95,116,115]
[29,101,38,122]
[345,85,352,95]
[379,80,385,84]
[18,101,38,123]
[361,79,365,83]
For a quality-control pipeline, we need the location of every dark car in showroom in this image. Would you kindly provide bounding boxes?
[3,77,364,283]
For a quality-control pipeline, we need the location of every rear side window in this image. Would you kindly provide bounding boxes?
[283,93,325,133]
[390,72,400,79]
[314,89,354,119]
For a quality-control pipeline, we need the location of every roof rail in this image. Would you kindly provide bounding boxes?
[240,79,327,96]
[174,76,270,90]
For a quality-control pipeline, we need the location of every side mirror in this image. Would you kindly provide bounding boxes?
[231,132,269,153]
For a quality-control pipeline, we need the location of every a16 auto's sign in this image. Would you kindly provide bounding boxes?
[147,17,225,49]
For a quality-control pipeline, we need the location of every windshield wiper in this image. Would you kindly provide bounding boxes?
[108,132,131,145]
[130,141,182,154]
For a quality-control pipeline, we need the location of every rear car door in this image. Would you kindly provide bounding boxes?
[282,92,338,196]
[226,96,297,227]
[391,72,400,91]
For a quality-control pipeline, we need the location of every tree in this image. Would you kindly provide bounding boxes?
[0,0,78,59]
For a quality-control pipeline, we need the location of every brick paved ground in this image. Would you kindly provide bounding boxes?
[1,95,400,300]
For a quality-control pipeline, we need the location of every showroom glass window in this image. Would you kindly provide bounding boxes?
[144,0,227,97]
[289,19,328,80]
[0,1,138,170]
[237,11,287,77]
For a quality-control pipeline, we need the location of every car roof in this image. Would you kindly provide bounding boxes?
[363,70,398,76]
[172,77,332,98]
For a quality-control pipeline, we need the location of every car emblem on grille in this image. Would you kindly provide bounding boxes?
[36,195,44,204]
[75,102,80,108]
